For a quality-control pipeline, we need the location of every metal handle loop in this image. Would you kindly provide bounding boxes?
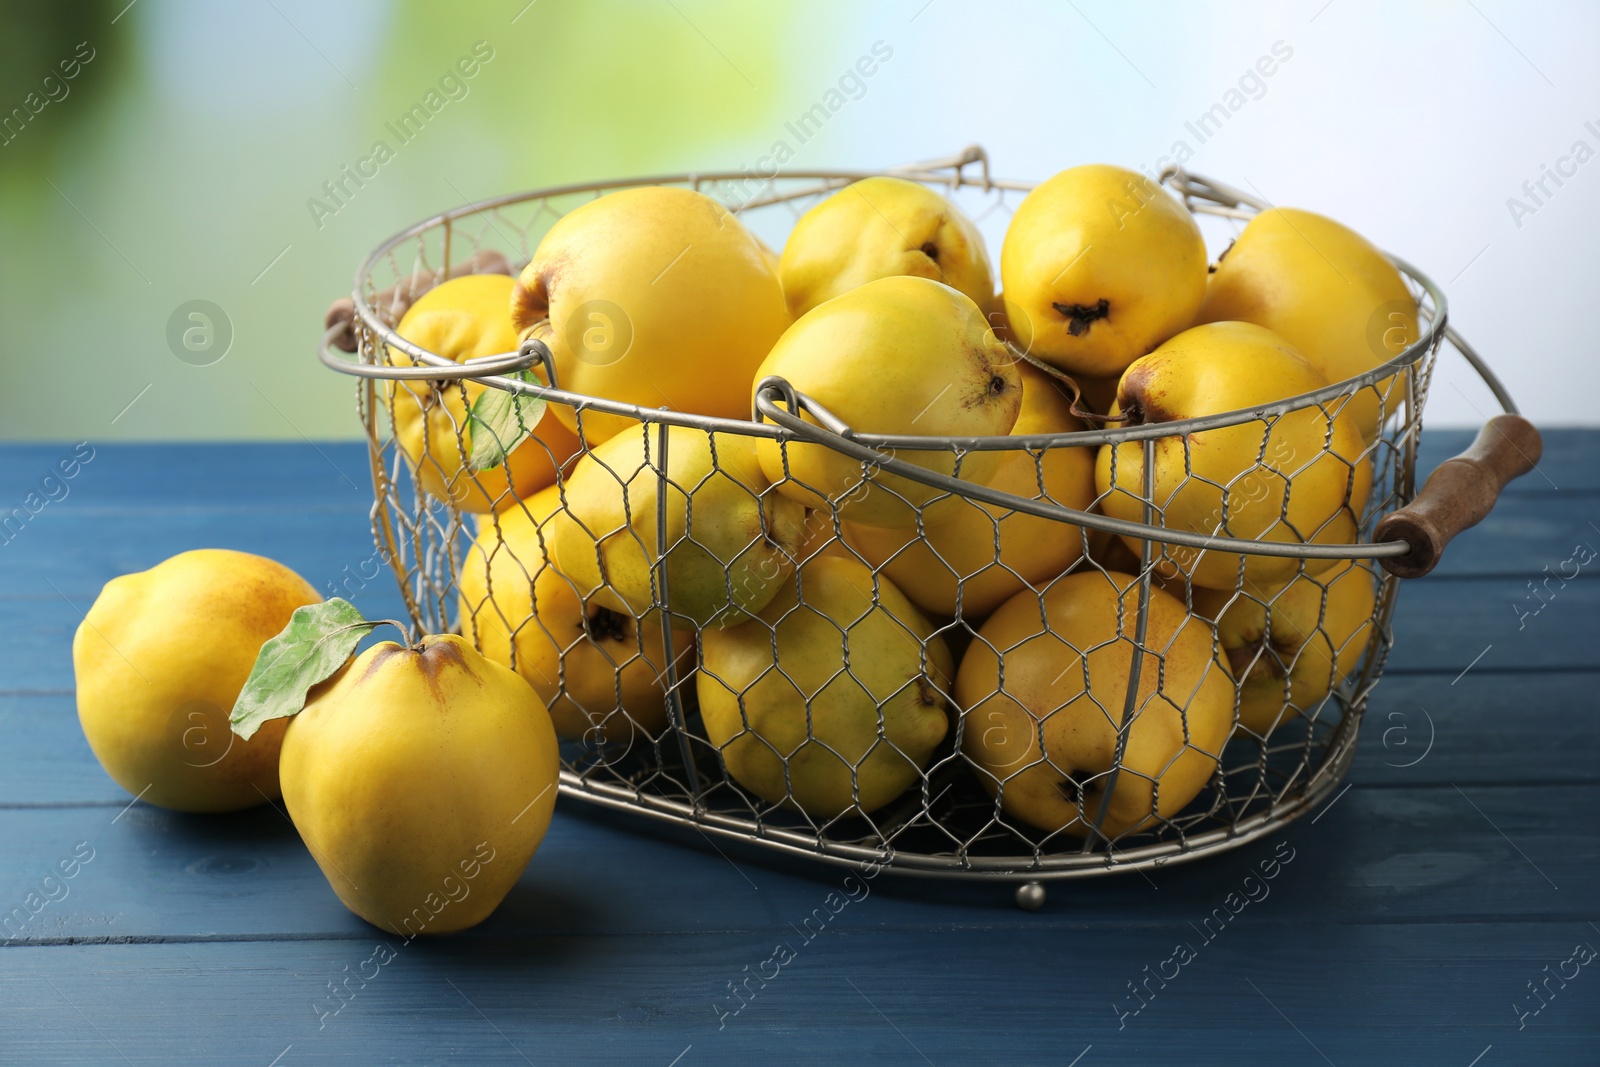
[319,326,550,382]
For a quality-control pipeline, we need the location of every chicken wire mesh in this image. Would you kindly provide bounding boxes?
[320,147,1479,890]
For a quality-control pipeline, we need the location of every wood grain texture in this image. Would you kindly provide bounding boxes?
[2,924,1596,1066]
[1,439,1596,1065]
[0,782,1593,944]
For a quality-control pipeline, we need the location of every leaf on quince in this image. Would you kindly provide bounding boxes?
[230,598,377,740]
[467,372,547,472]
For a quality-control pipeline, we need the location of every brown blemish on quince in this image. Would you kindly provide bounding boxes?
[1116,363,1173,426]
[511,250,573,334]
[360,638,482,706]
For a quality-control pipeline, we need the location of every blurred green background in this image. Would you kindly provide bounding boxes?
[1,0,1594,440]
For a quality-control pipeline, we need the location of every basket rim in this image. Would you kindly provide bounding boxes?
[335,165,1449,449]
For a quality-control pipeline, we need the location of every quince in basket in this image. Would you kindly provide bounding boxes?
[1096,321,1373,590]
[459,485,695,744]
[1184,559,1378,735]
[842,362,1096,619]
[1000,164,1208,380]
[547,425,807,627]
[957,571,1235,839]
[511,186,789,444]
[698,555,953,819]
[778,174,993,318]
[1197,206,1418,445]
[754,275,1022,529]
[389,273,580,513]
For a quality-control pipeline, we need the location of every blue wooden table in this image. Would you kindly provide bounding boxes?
[2,434,1597,1066]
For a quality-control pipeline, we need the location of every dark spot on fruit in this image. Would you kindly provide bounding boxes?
[1056,773,1084,805]
[359,638,482,705]
[1212,238,1236,273]
[1052,298,1110,337]
[511,254,570,334]
[1229,636,1288,680]
[988,374,1009,396]
[584,606,631,643]
[920,241,939,262]
[1116,364,1172,425]
[418,638,481,697]
[510,279,548,334]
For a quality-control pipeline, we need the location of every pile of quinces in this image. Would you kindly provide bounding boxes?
[424,164,1411,840]
[72,164,1415,935]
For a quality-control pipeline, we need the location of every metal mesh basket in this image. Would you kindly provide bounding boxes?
[319,146,1534,905]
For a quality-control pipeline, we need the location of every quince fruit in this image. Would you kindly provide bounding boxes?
[73,549,320,812]
[511,186,790,443]
[547,425,807,626]
[1196,207,1417,445]
[779,175,993,317]
[1186,559,1377,734]
[459,485,693,744]
[1001,164,1207,379]
[1095,321,1373,590]
[754,275,1022,528]
[958,571,1235,838]
[698,555,952,818]
[389,273,581,513]
[280,634,559,935]
[841,362,1096,618]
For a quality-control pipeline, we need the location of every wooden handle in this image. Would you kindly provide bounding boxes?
[1375,414,1543,578]
[323,249,512,352]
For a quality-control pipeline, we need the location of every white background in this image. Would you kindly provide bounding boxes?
[748,0,1600,427]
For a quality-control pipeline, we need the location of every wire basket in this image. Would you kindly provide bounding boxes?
[320,146,1538,906]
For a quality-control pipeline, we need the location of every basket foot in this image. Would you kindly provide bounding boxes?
[1015,881,1046,911]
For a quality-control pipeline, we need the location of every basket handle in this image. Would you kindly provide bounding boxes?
[323,249,512,352]
[1373,414,1543,579]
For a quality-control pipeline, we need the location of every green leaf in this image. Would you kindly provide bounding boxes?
[230,598,379,740]
[467,372,548,472]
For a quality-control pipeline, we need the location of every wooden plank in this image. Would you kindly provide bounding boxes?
[1,921,1595,1065]
[0,510,406,605]
[0,442,373,509]
[9,662,1597,811]
[1,782,1594,944]
[1355,671,1600,786]
[1416,426,1594,496]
